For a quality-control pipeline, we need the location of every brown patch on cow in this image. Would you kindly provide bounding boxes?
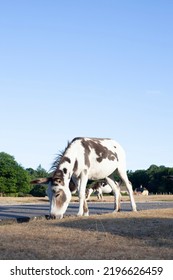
[92,182,101,191]
[55,189,67,208]
[73,159,78,173]
[82,139,117,163]
[60,156,71,165]
[114,146,118,161]
[91,179,107,191]
[52,170,65,186]
[69,179,77,193]
[71,137,119,167]
[81,139,91,167]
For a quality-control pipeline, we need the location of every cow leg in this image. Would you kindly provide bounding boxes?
[98,188,103,200]
[96,190,101,200]
[83,199,89,216]
[106,176,121,212]
[118,168,137,211]
[100,188,103,200]
[77,173,89,216]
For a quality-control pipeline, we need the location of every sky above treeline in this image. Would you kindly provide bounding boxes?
[0,0,173,171]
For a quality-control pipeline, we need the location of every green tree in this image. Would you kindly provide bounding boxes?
[128,169,149,190]
[127,165,173,194]
[147,165,173,193]
[35,164,48,178]
[0,152,31,195]
[30,184,47,197]
[26,165,49,179]
[28,164,49,197]
[26,167,36,178]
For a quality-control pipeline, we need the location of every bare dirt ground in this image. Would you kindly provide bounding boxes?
[0,195,172,260]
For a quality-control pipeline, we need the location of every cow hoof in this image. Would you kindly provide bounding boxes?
[84,212,89,217]
[77,212,83,217]
[113,209,120,213]
[45,215,51,220]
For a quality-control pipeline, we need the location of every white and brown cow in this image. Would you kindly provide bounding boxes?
[31,137,137,218]
[86,180,114,200]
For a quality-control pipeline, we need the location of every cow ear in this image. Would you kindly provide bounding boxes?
[30,177,51,184]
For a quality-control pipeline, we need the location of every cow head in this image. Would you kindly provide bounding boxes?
[31,170,71,219]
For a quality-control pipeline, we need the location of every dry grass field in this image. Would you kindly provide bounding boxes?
[0,193,173,205]
[0,195,173,260]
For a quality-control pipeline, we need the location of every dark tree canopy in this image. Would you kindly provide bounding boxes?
[128,165,173,193]
[0,152,31,195]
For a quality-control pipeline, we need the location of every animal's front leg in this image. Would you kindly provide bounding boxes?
[77,173,89,216]
[83,199,89,216]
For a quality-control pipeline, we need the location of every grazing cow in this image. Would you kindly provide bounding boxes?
[31,137,137,218]
[86,180,115,200]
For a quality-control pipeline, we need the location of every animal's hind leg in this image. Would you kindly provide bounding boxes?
[106,176,121,212]
[118,167,137,211]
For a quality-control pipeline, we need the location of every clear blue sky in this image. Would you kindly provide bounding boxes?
[0,0,173,171]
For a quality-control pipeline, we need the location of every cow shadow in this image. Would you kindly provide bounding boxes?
[51,213,173,250]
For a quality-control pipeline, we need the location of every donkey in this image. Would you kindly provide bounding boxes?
[86,180,114,200]
[32,137,137,218]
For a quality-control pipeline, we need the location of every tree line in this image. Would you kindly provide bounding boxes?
[127,165,173,194]
[0,152,49,197]
[0,152,173,196]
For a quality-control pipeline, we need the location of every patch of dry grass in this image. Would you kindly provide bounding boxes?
[0,197,48,205]
[0,208,172,260]
[0,194,173,205]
